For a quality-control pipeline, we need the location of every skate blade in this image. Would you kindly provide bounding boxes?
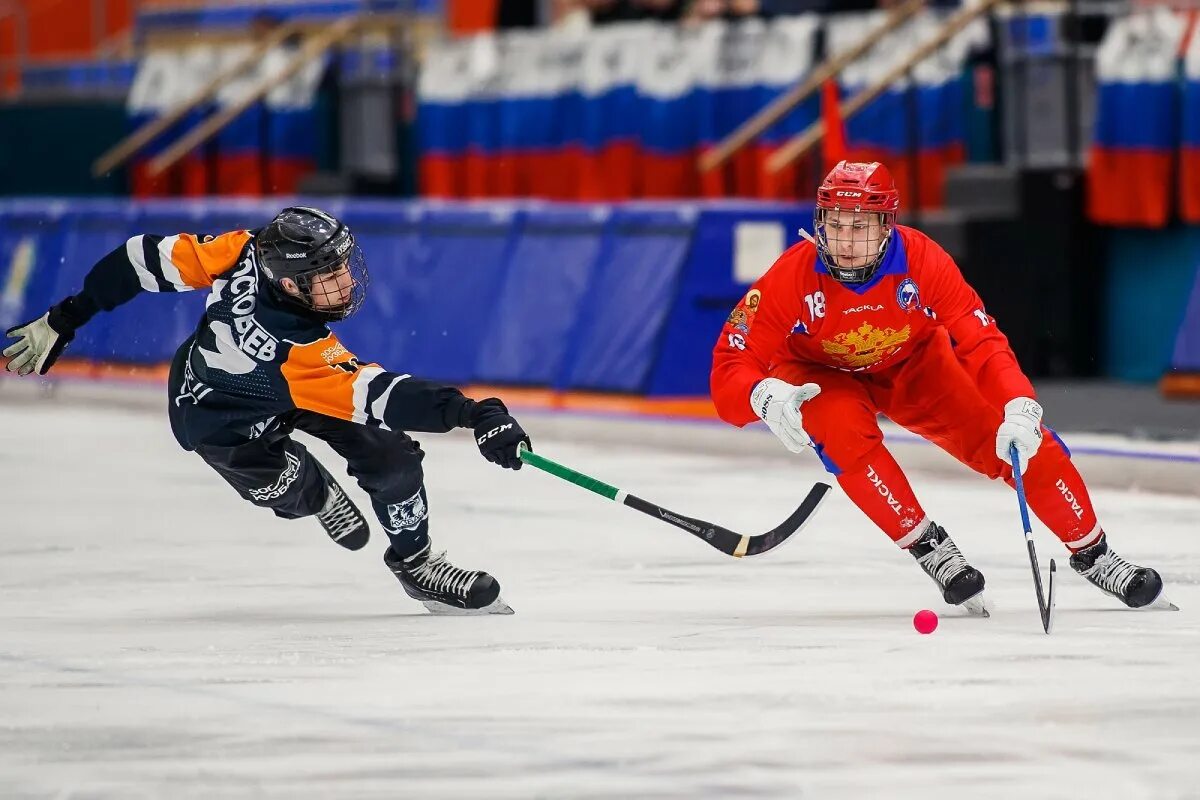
[1144,594,1180,612]
[961,593,991,618]
[421,596,515,616]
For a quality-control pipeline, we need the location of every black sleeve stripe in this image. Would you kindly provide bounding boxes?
[138,235,179,293]
[362,371,390,427]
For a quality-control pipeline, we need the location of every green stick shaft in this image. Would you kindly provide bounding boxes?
[519,448,621,502]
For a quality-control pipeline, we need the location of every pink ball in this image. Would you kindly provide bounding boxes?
[913,609,939,634]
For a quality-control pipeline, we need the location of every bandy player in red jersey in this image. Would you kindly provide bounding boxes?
[711,161,1169,613]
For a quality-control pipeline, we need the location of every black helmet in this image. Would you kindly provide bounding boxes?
[255,206,368,321]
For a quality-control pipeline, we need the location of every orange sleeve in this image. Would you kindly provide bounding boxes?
[164,231,253,289]
[280,333,473,432]
[281,334,380,422]
[65,229,252,324]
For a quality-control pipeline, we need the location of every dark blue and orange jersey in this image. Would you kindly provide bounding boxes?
[711,225,1035,427]
[65,230,473,449]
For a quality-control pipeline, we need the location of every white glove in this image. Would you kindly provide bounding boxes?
[3,311,73,376]
[751,378,821,454]
[996,396,1043,475]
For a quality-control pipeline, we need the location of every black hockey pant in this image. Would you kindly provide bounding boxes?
[195,412,430,559]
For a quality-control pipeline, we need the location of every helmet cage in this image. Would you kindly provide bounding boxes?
[813,206,895,284]
[289,245,369,322]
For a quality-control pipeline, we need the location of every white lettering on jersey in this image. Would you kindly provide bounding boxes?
[973,309,990,327]
[198,258,279,372]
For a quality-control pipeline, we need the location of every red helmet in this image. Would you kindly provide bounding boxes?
[813,161,899,284]
[816,160,900,213]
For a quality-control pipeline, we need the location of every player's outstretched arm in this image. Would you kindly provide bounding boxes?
[281,334,531,470]
[2,231,249,377]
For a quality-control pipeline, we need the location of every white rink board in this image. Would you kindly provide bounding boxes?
[1,403,1199,799]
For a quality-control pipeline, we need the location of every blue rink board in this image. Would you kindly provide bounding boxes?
[0,198,813,396]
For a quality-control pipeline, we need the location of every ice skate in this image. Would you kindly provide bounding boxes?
[909,522,989,617]
[385,544,513,615]
[315,479,370,551]
[1070,535,1177,611]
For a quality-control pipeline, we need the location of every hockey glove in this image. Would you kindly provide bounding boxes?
[3,302,81,376]
[751,378,821,454]
[471,398,531,470]
[996,396,1043,475]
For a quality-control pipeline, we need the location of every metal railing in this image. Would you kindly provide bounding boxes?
[767,0,1005,174]
[91,13,371,178]
[697,0,1019,214]
[699,0,927,174]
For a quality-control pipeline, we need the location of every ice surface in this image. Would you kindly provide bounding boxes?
[1,404,1198,798]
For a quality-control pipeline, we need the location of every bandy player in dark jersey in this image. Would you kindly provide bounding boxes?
[711,161,1170,614]
[4,207,528,615]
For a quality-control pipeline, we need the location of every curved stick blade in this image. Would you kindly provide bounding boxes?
[742,482,832,557]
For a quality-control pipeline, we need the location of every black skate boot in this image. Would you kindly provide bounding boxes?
[909,522,989,616]
[315,479,370,551]
[1069,535,1175,610]
[384,544,513,615]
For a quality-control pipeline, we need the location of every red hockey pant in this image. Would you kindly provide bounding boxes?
[771,330,1102,550]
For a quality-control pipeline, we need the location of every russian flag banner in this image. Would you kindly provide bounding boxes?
[635,22,720,198]
[530,28,587,200]
[214,49,269,197]
[1182,22,1200,223]
[264,47,326,195]
[1087,9,1186,228]
[702,18,764,198]
[126,51,177,197]
[492,30,547,198]
[579,23,652,200]
[753,15,820,199]
[416,12,975,204]
[418,37,484,198]
[828,10,983,210]
[127,49,213,197]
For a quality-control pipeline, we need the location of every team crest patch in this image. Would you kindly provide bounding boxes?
[896,278,920,311]
[387,489,428,532]
[726,289,763,333]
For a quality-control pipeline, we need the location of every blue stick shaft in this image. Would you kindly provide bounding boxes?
[1009,442,1034,537]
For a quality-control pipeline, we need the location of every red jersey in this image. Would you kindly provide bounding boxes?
[711,225,1035,427]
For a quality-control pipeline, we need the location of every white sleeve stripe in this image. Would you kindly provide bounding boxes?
[370,374,411,431]
[125,235,158,293]
[350,366,385,424]
[156,235,190,291]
